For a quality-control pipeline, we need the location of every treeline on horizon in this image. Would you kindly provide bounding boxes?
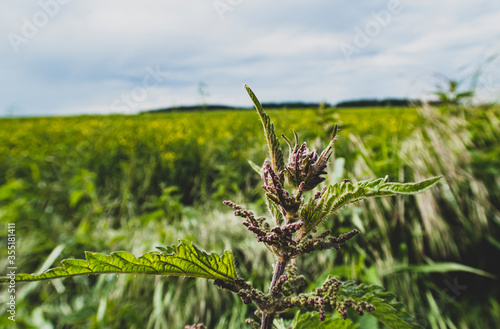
[142,98,445,113]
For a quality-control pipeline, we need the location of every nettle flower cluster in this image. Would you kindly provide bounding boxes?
[220,123,369,328]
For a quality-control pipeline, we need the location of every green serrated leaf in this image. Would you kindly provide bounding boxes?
[338,281,423,329]
[300,176,442,236]
[248,160,263,176]
[0,240,237,283]
[245,84,285,176]
[361,176,443,196]
[291,311,358,329]
[273,318,292,329]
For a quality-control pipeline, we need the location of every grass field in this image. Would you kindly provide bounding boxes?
[1,105,499,328]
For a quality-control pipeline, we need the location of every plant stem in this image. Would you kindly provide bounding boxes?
[261,258,287,329]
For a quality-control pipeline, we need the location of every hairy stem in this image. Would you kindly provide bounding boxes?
[261,258,287,329]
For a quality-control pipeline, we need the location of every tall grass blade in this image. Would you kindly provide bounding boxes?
[383,262,497,279]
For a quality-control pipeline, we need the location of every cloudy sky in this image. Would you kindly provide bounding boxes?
[1,0,500,116]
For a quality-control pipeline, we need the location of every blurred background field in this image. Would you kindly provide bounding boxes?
[1,104,499,328]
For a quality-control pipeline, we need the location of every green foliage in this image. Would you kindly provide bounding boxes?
[337,281,422,329]
[300,176,442,237]
[433,73,475,106]
[1,240,236,282]
[290,311,358,329]
[1,88,435,329]
[1,86,497,328]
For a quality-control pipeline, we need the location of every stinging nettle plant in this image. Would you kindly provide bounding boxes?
[1,85,441,329]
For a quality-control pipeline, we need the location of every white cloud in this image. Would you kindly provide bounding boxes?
[1,1,499,116]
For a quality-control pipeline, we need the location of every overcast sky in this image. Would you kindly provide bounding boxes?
[1,0,500,116]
